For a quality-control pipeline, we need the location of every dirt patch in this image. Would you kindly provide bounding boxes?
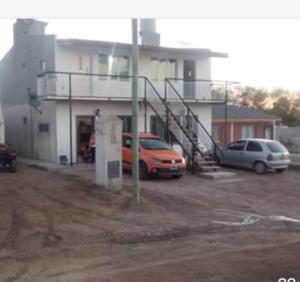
[0,164,300,281]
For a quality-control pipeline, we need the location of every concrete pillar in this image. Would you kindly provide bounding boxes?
[95,115,122,191]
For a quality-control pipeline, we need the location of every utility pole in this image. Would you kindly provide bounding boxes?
[131,19,140,204]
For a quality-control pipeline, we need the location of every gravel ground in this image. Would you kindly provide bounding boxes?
[0,164,300,282]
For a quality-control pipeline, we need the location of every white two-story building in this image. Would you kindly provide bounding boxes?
[0,19,229,164]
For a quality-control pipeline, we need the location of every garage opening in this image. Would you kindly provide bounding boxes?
[77,116,93,163]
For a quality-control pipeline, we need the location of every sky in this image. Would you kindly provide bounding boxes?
[1,18,300,91]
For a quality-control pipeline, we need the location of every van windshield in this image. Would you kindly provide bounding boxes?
[139,138,171,150]
[267,141,288,153]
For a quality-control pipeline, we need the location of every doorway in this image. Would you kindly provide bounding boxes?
[76,116,93,163]
[183,60,196,99]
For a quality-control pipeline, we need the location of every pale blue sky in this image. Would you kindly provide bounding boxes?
[1,18,300,90]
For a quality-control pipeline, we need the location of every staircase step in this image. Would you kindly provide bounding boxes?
[199,165,221,172]
[197,160,217,165]
[199,171,238,180]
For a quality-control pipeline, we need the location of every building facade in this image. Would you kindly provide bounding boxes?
[0,19,229,164]
[212,104,280,147]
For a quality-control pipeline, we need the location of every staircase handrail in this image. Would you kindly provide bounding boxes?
[144,77,202,158]
[165,78,223,157]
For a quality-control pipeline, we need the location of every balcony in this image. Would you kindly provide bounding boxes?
[37,72,240,103]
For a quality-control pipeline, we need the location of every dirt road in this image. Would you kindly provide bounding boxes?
[0,165,300,282]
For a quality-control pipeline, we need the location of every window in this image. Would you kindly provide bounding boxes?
[40,60,46,71]
[118,116,132,133]
[99,54,129,80]
[111,55,129,80]
[98,54,109,79]
[264,126,273,139]
[212,126,222,143]
[150,58,176,81]
[227,140,246,151]
[139,138,171,150]
[246,141,263,152]
[241,125,255,138]
[39,123,49,133]
[267,141,287,153]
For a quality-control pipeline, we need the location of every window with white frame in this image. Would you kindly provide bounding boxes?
[111,55,129,79]
[150,58,176,81]
[241,125,255,138]
[98,54,109,78]
[212,125,222,142]
[98,54,129,80]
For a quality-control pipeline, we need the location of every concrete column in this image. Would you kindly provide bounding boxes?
[95,115,122,191]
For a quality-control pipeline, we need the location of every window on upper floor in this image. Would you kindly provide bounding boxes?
[111,55,129,80]
[150,58,176,81]
[98,54,109,79]
[98,54,129,80]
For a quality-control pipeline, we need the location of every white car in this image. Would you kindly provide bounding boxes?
[217,138,291,174]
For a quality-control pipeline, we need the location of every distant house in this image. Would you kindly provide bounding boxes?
[212,104,280,146]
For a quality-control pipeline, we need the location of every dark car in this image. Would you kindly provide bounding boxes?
[0,144,17,172]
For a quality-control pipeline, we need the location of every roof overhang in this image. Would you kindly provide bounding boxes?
[57,39,228,58]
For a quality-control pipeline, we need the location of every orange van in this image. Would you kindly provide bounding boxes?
[122,133,186,179]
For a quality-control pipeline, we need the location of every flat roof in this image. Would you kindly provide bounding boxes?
[57,39,228,58]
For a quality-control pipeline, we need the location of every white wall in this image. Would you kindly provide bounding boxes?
[49,44,213,100]
[0,23,57,161]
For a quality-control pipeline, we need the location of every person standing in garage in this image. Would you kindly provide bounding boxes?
[89,129,96,164]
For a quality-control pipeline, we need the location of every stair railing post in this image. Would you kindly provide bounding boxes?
[165,108,170,143]
[144,78,147,133]
[191,141,196,174]
[164,78,167,101]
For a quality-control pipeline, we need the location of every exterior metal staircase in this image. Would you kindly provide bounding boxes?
[144,77,222,172]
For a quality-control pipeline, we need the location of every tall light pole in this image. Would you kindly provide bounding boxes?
[131,19,140,204]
